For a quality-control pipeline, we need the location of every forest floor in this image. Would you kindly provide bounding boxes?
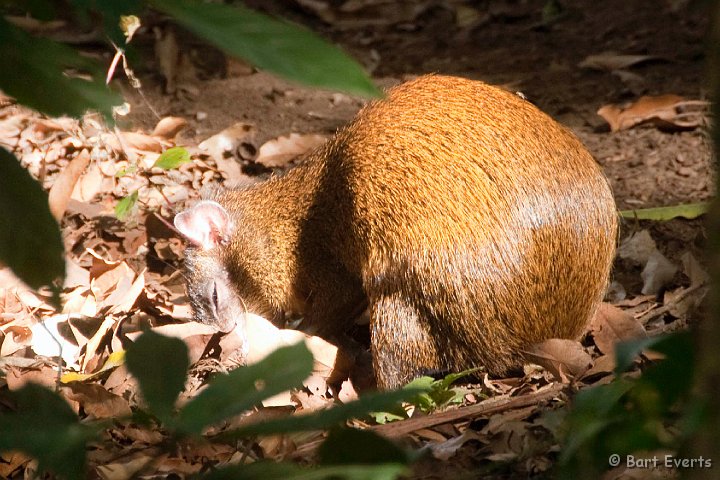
[0,0,714,478]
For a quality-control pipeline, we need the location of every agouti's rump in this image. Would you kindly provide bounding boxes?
[174,75,618,389]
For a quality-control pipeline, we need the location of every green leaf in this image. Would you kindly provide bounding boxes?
[202,461,407,480]
[149,0,381,98]
[0,148,65,294]
[115,165,138,177]
[0,16,121,120]
[154,146,191,170]
[0,383,98,479]
[435,367,482,391]
[619,202,709,221]
[318,428,410,465]
[176,343,314,435]
[635,332,694,409]
[126,330,189,422]
[614,336,668,374]
[224,387,424,438]
[559,379,634,462]
[115,190,139,220]
[370,409,407,424]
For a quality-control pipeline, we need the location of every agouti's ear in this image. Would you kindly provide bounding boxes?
[174,201,234,250]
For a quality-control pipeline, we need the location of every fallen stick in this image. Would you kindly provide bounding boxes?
[372,382,567,438]
[291,382,567,458]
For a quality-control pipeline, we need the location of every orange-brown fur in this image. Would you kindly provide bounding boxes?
[182,75,618,389]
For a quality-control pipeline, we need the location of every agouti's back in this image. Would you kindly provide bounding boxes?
[175,75,618,389]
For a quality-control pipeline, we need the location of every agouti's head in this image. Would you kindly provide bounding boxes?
[174,200,272,335]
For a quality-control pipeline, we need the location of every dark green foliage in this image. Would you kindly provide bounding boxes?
[0,16,122,120]
[69,0,144,45]
[558,332,695,478]
[0,332,419,479]
[0,384,98,480]
[371,369,476,423]
[126,330,190,423]
[0,0,377,124]
[149,0,381,97]
[175,342,314,435]
[0,148,64,298]
[318,428,411,465]
[201,461,407,480]
[224,388,423,438]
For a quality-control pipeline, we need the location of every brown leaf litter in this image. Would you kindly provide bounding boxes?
[0,97,709,478]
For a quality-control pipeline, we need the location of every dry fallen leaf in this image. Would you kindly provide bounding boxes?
[198,122,256,183]
[581,353,616,379]
[618,230,657,264]
[95,455,155,480]
[62,382,132,419]
[597,95,707,132]
[579,52,661,71]
[337,379,359,403]
[151,116,188,139]
[71,162,108,203]
[48,150,91,221]
[104,131,165,153]
[255,133,327,168]
[681,251,710,287]
[641,251,678,296]
[429,429,482,460]
[523,338,592,380]
[589,303,647,355]
[295,0,436,30]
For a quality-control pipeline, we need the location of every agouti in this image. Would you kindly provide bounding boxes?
[174,75,618,390]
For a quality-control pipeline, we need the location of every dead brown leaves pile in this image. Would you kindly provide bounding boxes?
[0,89,708,477]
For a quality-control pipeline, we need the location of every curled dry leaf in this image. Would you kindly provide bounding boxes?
[618,230,657,264]
[48,150,90,221]
[523,338,592,380]
[80,317,116,373]
[597,95,707,132]
[581,353,616,380]
[103,131,165,153]
[198,122,256,183]
[641,250,677,296]
[151,116,188,139]
[62,382,132,419]
[106,268,146,314]
[5,363,59,390]
[71,162,108,203]
[589,303,646,355]
[95,456,156,480]
[681,251,710,287]
[429,429,482,461]
[255,133,328,168]
[1,326,32,357]
[337,379,359,403]
[579,52,662,71]
[295,0,437,30]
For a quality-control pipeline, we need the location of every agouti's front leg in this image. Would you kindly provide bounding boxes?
[370,293,443,390]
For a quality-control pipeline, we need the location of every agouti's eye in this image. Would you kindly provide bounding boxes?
[211,281,219,311]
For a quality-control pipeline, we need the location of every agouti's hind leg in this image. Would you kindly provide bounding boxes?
[370,293,442,390]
